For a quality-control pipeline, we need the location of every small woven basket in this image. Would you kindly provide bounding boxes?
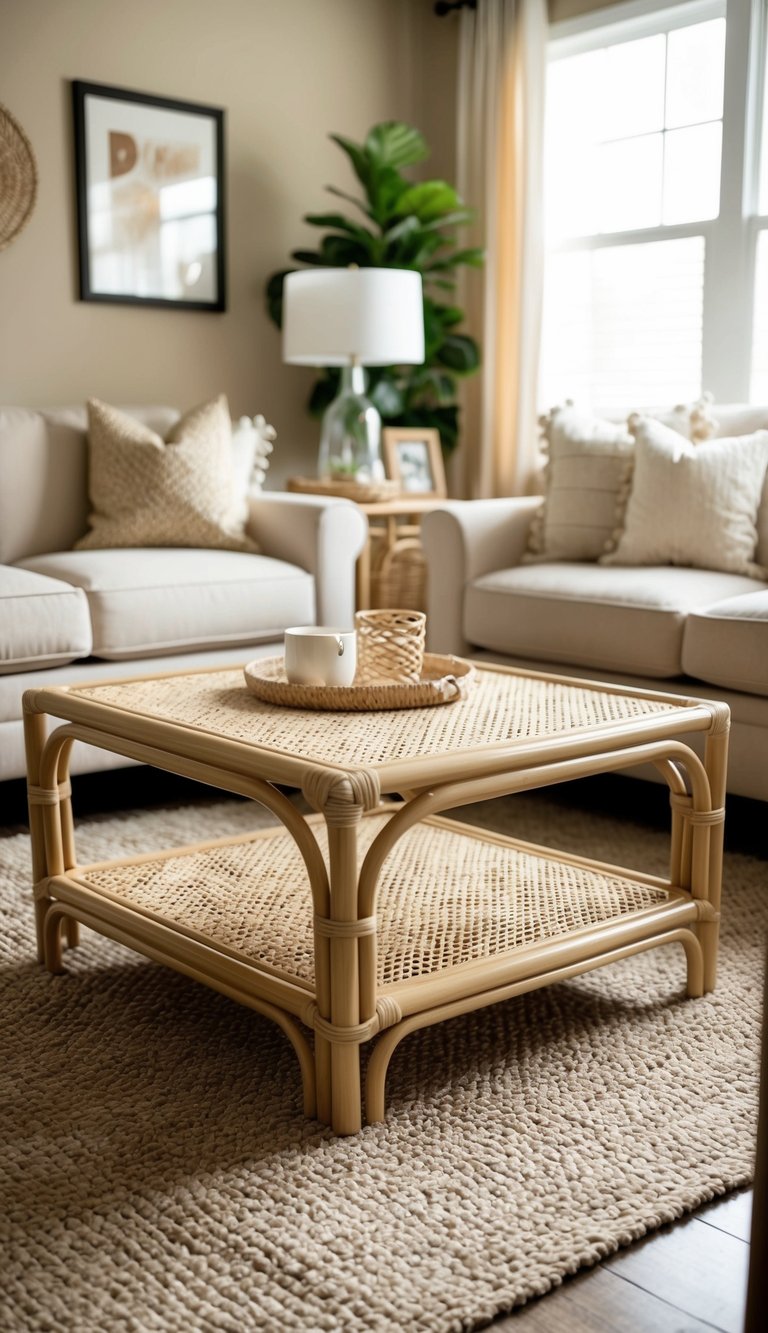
[355,608,426,685]
[370,535,427,612]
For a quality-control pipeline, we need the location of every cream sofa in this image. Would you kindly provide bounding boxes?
[422,406,768,802]
[0,405,367,782]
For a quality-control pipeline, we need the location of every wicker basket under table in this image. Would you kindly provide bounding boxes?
[23,662,730,1135]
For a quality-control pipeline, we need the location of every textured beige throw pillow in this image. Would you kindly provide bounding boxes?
[601,417,768,578]
[77,396,257,552]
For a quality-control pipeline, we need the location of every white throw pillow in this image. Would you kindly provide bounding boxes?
[601,417,768,579]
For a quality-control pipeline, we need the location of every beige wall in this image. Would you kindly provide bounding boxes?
[0,0,451,484]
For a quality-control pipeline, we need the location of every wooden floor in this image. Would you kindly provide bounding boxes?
[494,1187,752,1331]
[1,767,761,1332]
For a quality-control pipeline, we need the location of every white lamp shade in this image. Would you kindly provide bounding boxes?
[282,267,425,366]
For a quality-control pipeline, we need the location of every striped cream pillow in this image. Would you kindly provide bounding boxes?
[524,406,635,562]
[77,395,257,552]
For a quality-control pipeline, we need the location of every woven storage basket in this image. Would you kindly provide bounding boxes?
[370,535,427,612]
[355,608,426,685]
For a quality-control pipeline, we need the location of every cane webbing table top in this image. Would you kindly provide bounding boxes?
[59,663,704,775]
[72,814,669,990]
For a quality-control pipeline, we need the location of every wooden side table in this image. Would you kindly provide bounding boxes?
[286,478,443,612]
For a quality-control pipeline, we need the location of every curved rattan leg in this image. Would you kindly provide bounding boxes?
[365,1016,423,1125]
[698,920,720,995]
[682,927,705,998]
[365,929,706,1124]
[34,897,50,964]
[43,906,67,974]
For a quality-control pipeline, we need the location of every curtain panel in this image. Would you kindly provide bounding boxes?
[455,0,547,499]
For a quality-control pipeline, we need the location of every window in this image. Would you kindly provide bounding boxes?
[540,0,766,414]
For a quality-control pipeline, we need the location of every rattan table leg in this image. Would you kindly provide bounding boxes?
[326,818,364,1135]
[700,728,729,992]
[40,728,81,956]
[23,702,48,962]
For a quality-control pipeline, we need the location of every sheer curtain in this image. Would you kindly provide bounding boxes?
[455,0,547,499]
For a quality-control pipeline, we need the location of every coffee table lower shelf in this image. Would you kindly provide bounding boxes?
[39,809,711,1127]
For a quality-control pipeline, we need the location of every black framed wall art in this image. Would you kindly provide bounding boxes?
[72,80,226,311]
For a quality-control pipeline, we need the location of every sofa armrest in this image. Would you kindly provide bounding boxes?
[421,497,541,656]
[247,492,367,628]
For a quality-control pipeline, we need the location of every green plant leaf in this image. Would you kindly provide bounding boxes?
[434,305,464,327]
[265,269,293,328]
[382,215,422,247]
[418,209,475,233]
[407,368,458,403]
[364,122,428,171]
[324,185,376,221]
[329,133,371,192]
[426,247,485,272]
[289,249,330,266]
[304,212,376,241]
[395,181,462,222]
[308,371,340,419]
[388,232,444,269]
[437,333,481,374]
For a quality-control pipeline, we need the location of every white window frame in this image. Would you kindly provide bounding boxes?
[546,0,768,404]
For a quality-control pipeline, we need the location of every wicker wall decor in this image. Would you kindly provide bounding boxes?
[0,103,38,251]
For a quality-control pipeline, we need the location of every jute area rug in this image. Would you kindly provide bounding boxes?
[1,790,764,1332]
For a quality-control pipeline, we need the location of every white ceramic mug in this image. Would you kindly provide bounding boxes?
[284,626,357,687]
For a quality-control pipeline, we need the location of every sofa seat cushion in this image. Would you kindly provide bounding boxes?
[465,564,763,678]
[682,590,768,696]
[17,549,315,660]
[0,566,92,673]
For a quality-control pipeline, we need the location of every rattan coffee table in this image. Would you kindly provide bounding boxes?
[23,662,729,1135]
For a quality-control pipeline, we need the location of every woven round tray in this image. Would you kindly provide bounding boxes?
[287,476,402,503]
[243,653,476,711]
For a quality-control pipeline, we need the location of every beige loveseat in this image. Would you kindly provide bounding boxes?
[422,405,768,802]
[0,405,367,782]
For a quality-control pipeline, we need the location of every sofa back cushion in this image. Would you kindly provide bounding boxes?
[0,405,180,564]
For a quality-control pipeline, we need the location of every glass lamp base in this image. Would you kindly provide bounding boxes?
[317,364,385,483]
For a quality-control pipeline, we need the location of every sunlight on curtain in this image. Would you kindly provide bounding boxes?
[455,0,547,499]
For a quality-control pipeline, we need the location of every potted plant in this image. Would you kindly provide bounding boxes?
[265,121,483,456]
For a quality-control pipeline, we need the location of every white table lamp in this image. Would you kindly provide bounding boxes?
[283,267,425,482]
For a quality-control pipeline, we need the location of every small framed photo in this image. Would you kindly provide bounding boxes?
[72,80,226,311]
[383,428,447,499]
